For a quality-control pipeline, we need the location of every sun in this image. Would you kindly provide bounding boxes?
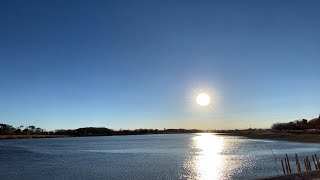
[196,93,210,106]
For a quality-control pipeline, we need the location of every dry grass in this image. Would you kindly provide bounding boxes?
[219,130,320,143]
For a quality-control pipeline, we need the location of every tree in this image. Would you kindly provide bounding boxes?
[0,124,16,135]
[35,127,43,133]
[271,122,300,131]
[28,126,36,132]
[309,118,320,130]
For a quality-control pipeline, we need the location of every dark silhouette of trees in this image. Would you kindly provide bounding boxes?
[0,124,45,135]
[271,115,320,131]
[75,127,114,136]
[0,123,203,137]
[0,124,16,135]
[309,116,320,130]
[271,122,299,131]
[28,126,36,132]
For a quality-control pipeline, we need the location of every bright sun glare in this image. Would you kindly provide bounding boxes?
[192,133,224,180]
[196,93,210,106]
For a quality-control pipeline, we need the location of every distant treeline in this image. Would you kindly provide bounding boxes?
[271,114,320,131]
[0,124,203,136]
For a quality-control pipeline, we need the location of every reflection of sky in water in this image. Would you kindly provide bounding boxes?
[2,134,320,179]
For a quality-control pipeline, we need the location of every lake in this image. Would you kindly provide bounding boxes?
[1,133,320,180]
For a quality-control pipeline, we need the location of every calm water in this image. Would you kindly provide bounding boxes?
[1,133,320,180]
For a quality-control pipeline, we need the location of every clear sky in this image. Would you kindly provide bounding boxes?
[0,0,319,130]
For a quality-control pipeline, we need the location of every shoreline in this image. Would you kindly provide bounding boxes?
[0,135,69,139]
[258,170,320,180]
[217,130,320,143]
[0,132,198,140]
[1,130,320,144]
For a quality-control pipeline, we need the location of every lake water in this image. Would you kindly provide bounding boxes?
[1,133,320,180]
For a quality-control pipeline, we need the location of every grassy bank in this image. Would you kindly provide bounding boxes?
[0,134,68,139]
[218,129,320,143]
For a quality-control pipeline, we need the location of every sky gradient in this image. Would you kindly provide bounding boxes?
[0,0,320,130]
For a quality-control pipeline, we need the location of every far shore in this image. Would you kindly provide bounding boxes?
[0,134,69,139]
[217,129,320,143]
[2,130,320,143]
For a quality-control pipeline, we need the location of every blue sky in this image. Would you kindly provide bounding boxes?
[0,0,319,130]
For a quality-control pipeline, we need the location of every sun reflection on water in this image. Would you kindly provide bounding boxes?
[185,133,225,180]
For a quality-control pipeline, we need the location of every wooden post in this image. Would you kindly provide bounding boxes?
[306,157,311,171]
[315,154,320,178]
[314,154,320,170]
[310,158,312,171]
[286,154,292,173]
[308,157,312,171]
[304,159,308,171]
[312,155,318,170]
[295,153,301,172]
[295,154,299,172]
[281,159,286,174]
[279,154,320,174]
[285,158,289,173]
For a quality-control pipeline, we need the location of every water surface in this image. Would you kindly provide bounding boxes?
[1,133,320,179]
